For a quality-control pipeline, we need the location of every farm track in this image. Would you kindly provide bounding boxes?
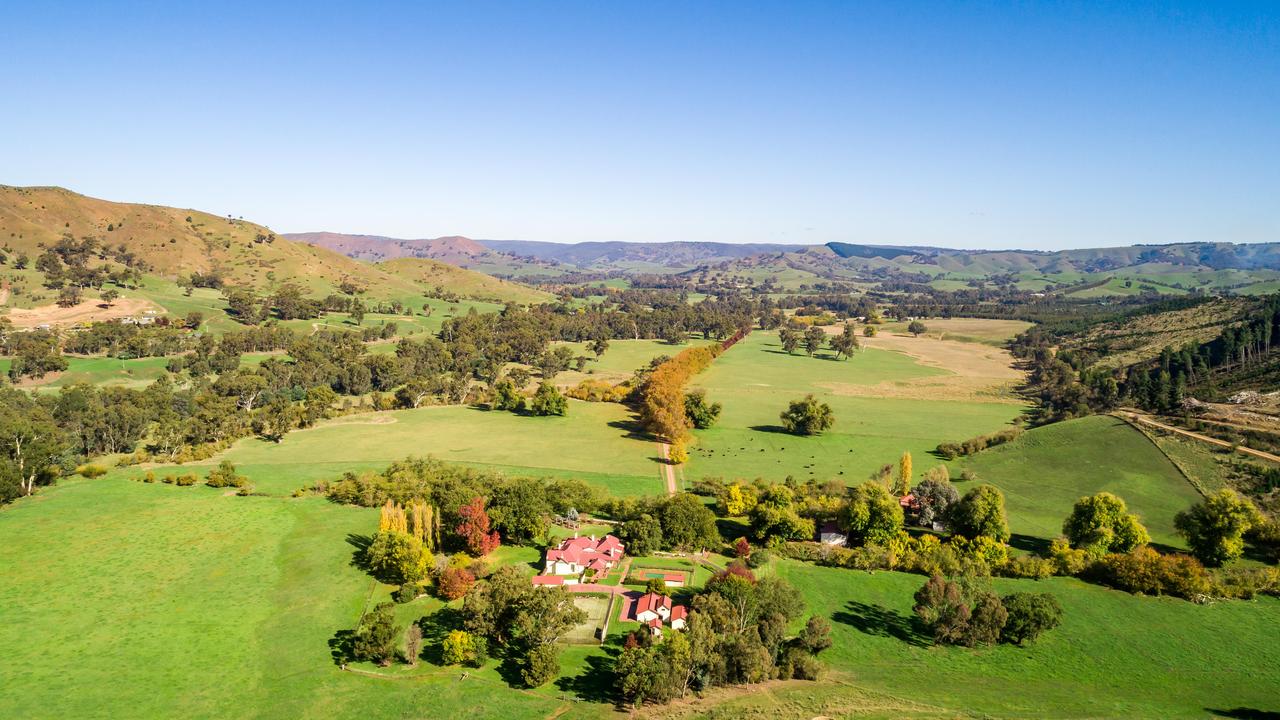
[658,442,678,495]
[1117,411,1280,464]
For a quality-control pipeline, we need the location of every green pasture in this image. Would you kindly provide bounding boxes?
[174,400,663,497]
[685,332,1024,486]
[956,415,1203,548]
[772,560,1280,719]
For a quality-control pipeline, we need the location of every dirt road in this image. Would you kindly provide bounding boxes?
[1118,411,1280,464]
[657,442,678,495]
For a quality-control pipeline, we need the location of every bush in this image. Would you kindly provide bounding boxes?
[1000,554,1055,579]
[76,464,108,479]
[205,460,247,488]
[528,382,568,416]
[174,473,198,486]
[565,379,629,403]
[935,427,1023,460]
[1048,537,1090,576]
[521,644,560,687]
[1091,547,1211,599]
[142,471,156,484]
[394,583,422,603]
[1000,592,1063,645]
[1210,566,1280,599]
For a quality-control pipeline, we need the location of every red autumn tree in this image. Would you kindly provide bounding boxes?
[437,567,476,601]
[455,496,501,556]
[734,536,752,559]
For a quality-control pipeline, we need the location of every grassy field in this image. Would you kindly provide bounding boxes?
[167,400,663,497]
[5,477,1277,719]
[956,415,1204,548]
[767,560,1280,719]
[554,337,702,385]
[685,331,1025,486]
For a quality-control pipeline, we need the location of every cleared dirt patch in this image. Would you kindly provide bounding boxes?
[816,331,1025,403]
[4,298,159,328]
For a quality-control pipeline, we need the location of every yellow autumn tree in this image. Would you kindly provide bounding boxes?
[379,500,408,534]
[896,451,913,496]
[409,501,436,550]
[723,483,758,516]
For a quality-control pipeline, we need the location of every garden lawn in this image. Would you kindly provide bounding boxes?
[772,559,1280,719]
[686,332,1023,486]
[198,400,662,497]
[957,415,1204,548]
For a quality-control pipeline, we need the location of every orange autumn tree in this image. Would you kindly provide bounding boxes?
[639,344,724,461]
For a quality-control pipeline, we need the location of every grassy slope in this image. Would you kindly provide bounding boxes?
[957,416,1203,547]
[772,561,1280,719]
[686,332,1023,486]
[186,400,662,497]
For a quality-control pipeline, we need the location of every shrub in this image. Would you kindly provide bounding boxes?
[935,427,1023,460]
[1091,547,1211,599]
[142,471,156,483]
[1000,554,1055,580]
[76,464,108,479]
[1048,537,1090,576]
[441,629,482,666]
[1000,592,1063,645]
[1062,492,1150,556]
[1210,566,1280,599]
[174,473,198,486]
[205,460,247,488]
[528,382,568,416]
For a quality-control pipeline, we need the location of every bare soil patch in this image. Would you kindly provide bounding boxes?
[4,298,158,328]
[817,331,1025,403]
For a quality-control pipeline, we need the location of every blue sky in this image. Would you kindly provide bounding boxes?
[2,1,1277,249]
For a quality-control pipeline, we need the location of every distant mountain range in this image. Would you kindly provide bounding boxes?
[290,231,1280,275]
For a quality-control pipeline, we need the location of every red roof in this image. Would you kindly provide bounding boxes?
[670,605,688,621]
[647,618,663,628]
[636,592,672,616]
[531,575,565,586]
[546,534,626,567]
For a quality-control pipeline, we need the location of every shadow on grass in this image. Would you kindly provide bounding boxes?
[833,600,930,647]
[1206,709,1280,719]
[346,533,374,572]
[748,424,793,435]
[555,649,620,704]
[416,607,464,665]
[328,628,356,666]
[1009,533,1051,556]
[607,418,653,443]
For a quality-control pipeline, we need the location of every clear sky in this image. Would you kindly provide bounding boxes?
[2,1,1277,249]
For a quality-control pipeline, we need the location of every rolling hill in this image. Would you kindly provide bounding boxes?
[376,257,554,304]
[0,186,549,307]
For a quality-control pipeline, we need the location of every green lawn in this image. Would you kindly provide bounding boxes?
[685,332,1024,486]
[2,354,173,391]
[168,400,663,497]
[554,337,701,384]
[957,416,1204,548]
[772,560,1280,719]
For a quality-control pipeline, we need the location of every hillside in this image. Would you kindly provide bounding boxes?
[0,186,438,302]
[285,231,564,278]
[376,257,553,304]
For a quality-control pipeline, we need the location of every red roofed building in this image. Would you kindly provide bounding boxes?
[531,574,566,587]
[544,534,625,577]
[635,592,673,624]
[646,617,664,637]
[669,604,688,630]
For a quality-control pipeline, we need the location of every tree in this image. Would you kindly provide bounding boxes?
[405,623,423,666]
[840,481,904,546]
[350,301,365,326]
[749,485,815,545]
[1174,490,1264,566]
[619,513,663,556]
[100,289,119,306]
[441,629,482,666]
[57,285,82,308]
[721,483,758,516]
[803,326,826,356]
[683,390,722,429]
[913,575,971,645]
[779,394,834,435]
[528,382,567,416]
[659,493,720,550]
[645,578,671,596]
[798,615,833,654]
[908,320,927,337]
[863,325,877,337]
[829,324,860,359]
[0,391,70,499]
[1000,592,1063,646]
[489,476,551,542]
[949,485,1010,543]
[896,451,912,495]
[490,379,522,411]
[779,327,800,354]
[438,567,475,600]
[535,346,575,380]
[253,395,296,442]
[913,476,959,528]
[352,602,401,665]
[1062,492,1150,556]
[456,497,501,556]
[366,530,432,585]
[588,337,610,358]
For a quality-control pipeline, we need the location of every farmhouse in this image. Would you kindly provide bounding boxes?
[538,533,624,582]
